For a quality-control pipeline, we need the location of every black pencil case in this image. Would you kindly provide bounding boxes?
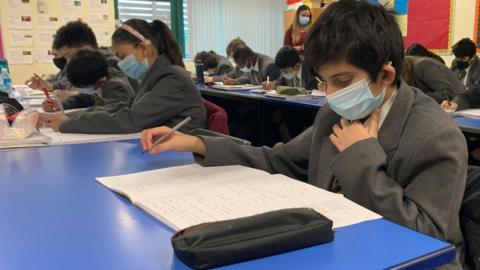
[171,207,334,269]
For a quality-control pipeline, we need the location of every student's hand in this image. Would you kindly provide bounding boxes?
[440,100,458,112]
[205,76,214,83]
[36,113,67,131]
[223,77,237,85]
[53,89,78,98]
[26,73,52,91]
[141,126,206,155]
[329,109,380,152]
[42,99,60,112]
[261,81,276,90]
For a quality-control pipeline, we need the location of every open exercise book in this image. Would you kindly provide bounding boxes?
[97,164,381,230]
[212,82,263,91]
[0,128,140,149]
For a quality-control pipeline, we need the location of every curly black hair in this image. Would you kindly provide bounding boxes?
[66,49,108,87]
[52,21,98,50]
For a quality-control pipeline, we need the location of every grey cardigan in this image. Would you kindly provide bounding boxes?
[196,81,467,269]
[59,55,207,134]
[61,68,135,110]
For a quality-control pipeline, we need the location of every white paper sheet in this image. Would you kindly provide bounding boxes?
[61,0,83,13]
[8,30,33,47]
[8,48,33,64]
[97,165,382,230]
[95,29,111,46]
[36,31,55,46]
[89,0,109,11]
[37,15,61,30]
[451,109,480,118]
[34,47,55,64]
[88,13,110,28]
[7,0,32,13]
[8,15,33,30]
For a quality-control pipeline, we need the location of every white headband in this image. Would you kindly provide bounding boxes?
[120,24,151,45]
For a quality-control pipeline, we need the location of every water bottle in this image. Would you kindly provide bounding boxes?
[0,58,9,74]
[195,60,205,84]
[1,68,12,95]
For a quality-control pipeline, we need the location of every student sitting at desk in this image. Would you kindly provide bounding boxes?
[27,21,126,97]
[141,1,467,268]
[224,46,280,85]
[262,46,316,90]
[194,51,233,83]
[401,56,465,103]
[37,19,206,134]
[223,37,250,85]
[451,38,480,88]
[42,49,135,112]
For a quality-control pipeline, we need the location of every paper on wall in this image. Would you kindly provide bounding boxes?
[62,15,83,24]
[8,48,33,64]
[88,13,110,28]
[95,29,111,46]
[36,31,55,46]
[89,0,109,12]
[34,48,55,64]
[7,0,32,13]
[8,15,33,30]
[61,0,83,13]
[37,15,61,30]
[9,30,33,47]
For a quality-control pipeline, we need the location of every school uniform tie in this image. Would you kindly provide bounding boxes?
[458,70,467,82]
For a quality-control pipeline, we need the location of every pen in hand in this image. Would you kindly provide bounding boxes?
[142,116,192,154]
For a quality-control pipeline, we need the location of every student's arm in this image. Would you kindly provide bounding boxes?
[61,93,95,110]
[330,127,467,242]
[100,78,135,106]
[212,64,234,82]
[419,62,465,102]
[453,85,480,110]
[194,127,312,181]
[265,64,281,81]
[59,73,190,134]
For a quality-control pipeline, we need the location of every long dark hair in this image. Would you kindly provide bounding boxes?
[112,19,185,68]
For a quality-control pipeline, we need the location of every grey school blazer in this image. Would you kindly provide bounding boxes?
[413,57,466,103]
[59,55,207,134]
[245,53,281,85]
[211,55,234,82]
[61,68,135,110]
[196,81,467,269]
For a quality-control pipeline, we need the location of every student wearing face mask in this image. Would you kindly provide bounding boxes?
[27,21,124,98]
[262,46,316,90]
[223,37,250,85]
[37,19,206,134]
[451,38,480,88]
[194,51,233,83]
[41,49,135,113]
[284,5,312,56]
[227,46,280,85]
[140,1,468,268]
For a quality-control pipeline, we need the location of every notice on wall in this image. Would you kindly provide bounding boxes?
[63,15,83,24]
[61,0,83,13]
[34,48,55,64]
[95,29,111,45]
[37,15,61,30]
[7,0,32,13]
[8,15,33,30]
[89,13,110,28]
[8,48,33,64]
[8,30,33,47]
[89,0,108,12]
[36,31,56,47]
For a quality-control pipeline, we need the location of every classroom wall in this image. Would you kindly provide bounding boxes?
[0,0,116,84]
[440,0,477,65]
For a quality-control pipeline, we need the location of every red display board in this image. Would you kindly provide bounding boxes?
[403,0,452,52]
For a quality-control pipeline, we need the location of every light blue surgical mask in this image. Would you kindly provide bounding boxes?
[282,72,296,80]
[299,15,310,26]
[118,52,149,80]
[326,79,386,120]
[240,65,252,73]
[76,86,96,95]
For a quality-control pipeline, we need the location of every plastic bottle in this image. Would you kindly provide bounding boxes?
[195,60,205,84]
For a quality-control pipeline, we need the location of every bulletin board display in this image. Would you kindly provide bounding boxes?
[475,0,480,51]
[0,0,115,83]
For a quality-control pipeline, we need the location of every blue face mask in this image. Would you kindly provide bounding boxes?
[118,52,149,80]
[326,79,386,120]
[76,86,96,95]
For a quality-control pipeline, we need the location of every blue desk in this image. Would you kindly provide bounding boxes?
[453,116,480,134]
[198,87,326,146]
[0,141,455,269]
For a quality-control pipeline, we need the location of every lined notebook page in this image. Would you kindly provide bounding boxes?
[97,164,381,230]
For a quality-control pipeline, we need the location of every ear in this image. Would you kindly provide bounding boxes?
[378,64,396,86]
[138,42,150,57]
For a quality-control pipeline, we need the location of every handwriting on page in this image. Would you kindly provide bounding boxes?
[97,165,381,230]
